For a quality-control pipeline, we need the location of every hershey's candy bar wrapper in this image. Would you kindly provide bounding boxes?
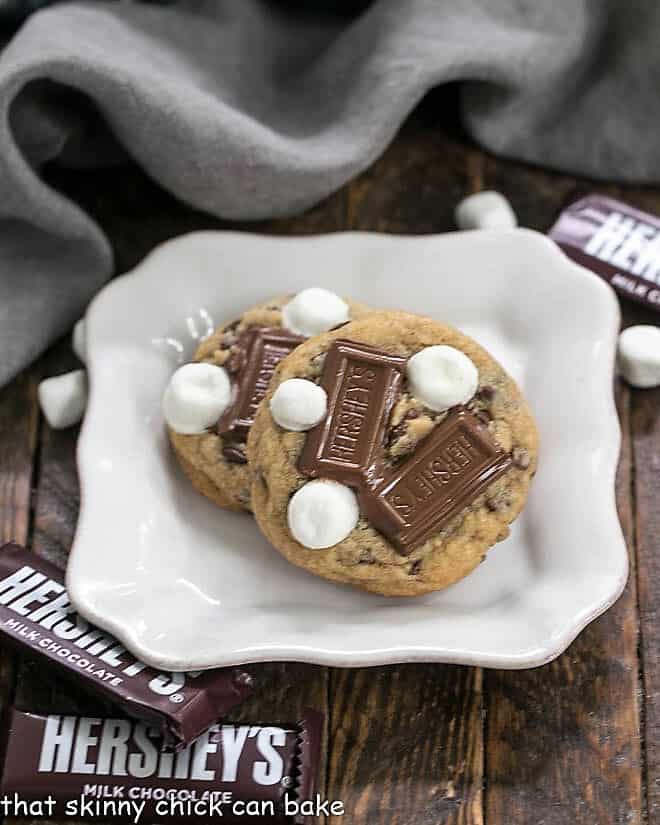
[549,194,660,311]
[0,543,253,748]
[0,707,322,823]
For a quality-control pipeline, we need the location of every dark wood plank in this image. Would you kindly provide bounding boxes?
[593,186,660,825]
[0,364,39,546]
[632,384,660,824]
[327,665,483,825]
[477,163,644,825]
[482,151,644,236]
[344,122,475,234]
[325,112,486,825]
[230,660,329,804]
[15,340,111,718]
[0,362,40,715]
[30,343,81,570]
[484,381,641,825]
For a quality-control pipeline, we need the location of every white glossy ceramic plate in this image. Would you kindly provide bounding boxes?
[67,229,627,671]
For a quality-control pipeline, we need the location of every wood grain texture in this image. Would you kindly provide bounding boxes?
[345,122,473,233]
[479,161,642,824]
[228,660,329,818]
[30,343,82,569]
[484,382,641,825]
[0,364,39,545]
[590,187,660,824]
[14,341,113,719]
[632,384,660,824]
[327,665,483,825]
[0,361,40,718]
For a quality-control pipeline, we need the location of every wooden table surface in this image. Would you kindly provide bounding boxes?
[1,90,659,825]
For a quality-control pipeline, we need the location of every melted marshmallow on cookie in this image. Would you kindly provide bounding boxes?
[281,288,350,337]
[288,479,359,549]
[162,362,231,434]
[270,378,328,431]
[407,345,478,411]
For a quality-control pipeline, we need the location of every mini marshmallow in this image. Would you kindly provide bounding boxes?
[407,345,479,411]
[282,288,349,337]
[162,362,231,434]
[270,378,327,431]
[72,318,87,364]
[618,325,660,388]
[38,370,88,429]
[288,480,359,549]
[455,190,517,231]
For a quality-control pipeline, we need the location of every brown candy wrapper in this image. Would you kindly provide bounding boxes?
[0,707,323,823]
[0,543,253,748]
[549,193,660,312]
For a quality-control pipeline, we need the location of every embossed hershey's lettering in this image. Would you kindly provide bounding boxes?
[218,327,304,457]
[327,364,377,462]
[298,340,406,483]
[363,409,513,554]
[386,434,479,525]
[246,342,292,420]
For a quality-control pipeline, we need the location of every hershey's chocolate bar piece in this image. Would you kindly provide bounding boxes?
[218,327,304,461]
[362,408,512,555]
[549,194,660,312]
[298,339,405,485]
[0,544,253,748]
[0,707,322,823]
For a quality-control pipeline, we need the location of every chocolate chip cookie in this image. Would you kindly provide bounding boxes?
[248,311,538,594]
[163,291,370,511]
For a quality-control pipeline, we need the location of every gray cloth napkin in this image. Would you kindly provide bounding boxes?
[1,0,659,386]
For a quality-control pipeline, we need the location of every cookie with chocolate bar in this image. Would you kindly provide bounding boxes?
[248,311,538,595]
[162,291,371,511]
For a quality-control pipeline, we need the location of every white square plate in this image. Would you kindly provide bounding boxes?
[67,229,627,671]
